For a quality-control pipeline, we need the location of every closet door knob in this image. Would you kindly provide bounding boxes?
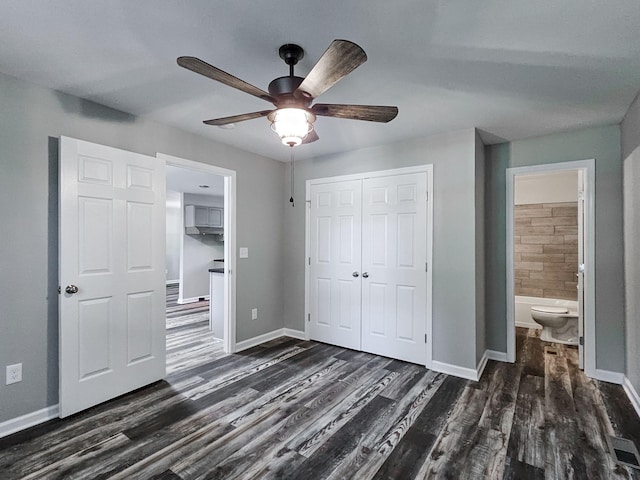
[65,285,79,294]
[362,272,369,278]
[352,272,359,277]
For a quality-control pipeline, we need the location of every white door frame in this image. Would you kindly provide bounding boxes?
[157,153,237,354]
[505,159,595,377]
[304,164,434,368]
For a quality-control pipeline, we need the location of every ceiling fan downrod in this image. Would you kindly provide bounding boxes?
[279,43,304,77]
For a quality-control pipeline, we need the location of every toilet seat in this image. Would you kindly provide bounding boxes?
[531,305,569,314]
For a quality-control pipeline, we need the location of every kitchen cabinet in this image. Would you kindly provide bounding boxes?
[185,205,223,228]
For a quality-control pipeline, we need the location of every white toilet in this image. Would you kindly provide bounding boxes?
[530,305,579,345]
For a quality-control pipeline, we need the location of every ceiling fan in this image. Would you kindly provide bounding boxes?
[177,40,398,147]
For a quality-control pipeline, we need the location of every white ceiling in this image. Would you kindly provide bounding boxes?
[166,165,224,196]
[1,1,639,162]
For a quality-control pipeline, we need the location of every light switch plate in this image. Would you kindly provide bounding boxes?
[251,308,258,320]
[239,247,249,258]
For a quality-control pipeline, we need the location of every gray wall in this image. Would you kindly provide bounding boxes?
[621,92,640,394]
[283,129,483,370]
[475,132,486,363]
[180,193,224,302]
[0,72,285,423]
[485,125,625,373]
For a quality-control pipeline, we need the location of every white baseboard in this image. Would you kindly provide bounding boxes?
[235,329,287,352]
[623,376,640,419]
[283,328,306,340]
[431,349,508,382]
[235,328,308,352]
[176,295,209,305]
[593,369,625,385]
[476,351,489,380]
[431,360,481,381]
[0,404,59,439]
[486,349,509,362]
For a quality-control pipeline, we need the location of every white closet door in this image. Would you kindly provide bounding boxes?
[59,137,166,417]
[309,180,362,350]
[361,172,427,364]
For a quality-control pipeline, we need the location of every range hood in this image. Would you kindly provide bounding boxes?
[185,226,224,238]
[184,205,224,238]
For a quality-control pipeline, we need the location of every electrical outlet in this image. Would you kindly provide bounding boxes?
[251,308,258,320]
[6,363,22,385]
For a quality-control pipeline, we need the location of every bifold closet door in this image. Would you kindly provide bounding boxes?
[308,180,362,350]
[361,172,427,364]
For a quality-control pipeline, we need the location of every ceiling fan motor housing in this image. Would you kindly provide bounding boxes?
[268,76,310,107]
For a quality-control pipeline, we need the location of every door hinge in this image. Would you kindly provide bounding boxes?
[58,286,61,294]
[308,257,311,266]
[425,262,428,272]
[308,313,311,322]
[424,334,427,343]
[579,336,584,346]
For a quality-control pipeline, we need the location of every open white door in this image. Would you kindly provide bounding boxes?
[59,137,166,418]
[361,173,428,364]
[308,180,362,350]
[577,170,585,369]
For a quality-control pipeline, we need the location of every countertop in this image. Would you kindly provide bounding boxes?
[208,268,224,274]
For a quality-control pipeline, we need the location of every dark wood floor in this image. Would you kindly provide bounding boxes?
[0,292,638,479]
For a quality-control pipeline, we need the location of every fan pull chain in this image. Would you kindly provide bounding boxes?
[289,145,295,207]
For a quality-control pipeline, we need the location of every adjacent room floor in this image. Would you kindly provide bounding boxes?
[1,303,638,479]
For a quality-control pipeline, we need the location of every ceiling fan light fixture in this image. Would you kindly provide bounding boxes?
[269,108,315,146]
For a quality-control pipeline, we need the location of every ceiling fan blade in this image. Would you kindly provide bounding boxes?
[203,110,272,126]
[177,56,275,103]
[312,104,398,123]
[302,129,319,144]
[295,40,367,99]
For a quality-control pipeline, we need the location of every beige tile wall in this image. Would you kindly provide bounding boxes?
[514,202,578,300]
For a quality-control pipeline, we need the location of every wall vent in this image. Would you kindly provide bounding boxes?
[609,436,640,470]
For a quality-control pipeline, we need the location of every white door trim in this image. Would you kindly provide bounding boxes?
[304,164,434,368]
[505,159,595,377]
[157,153,237,354]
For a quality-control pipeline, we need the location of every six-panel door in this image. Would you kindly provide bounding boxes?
[361,173,427,364]
[309,180,362,350]
[59,137,166,417]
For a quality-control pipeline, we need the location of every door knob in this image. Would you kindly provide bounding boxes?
[65,285,79,294]
[352,272,359,277]
[362,272,369,278]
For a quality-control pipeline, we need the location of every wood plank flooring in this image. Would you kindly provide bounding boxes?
[1,294,639,479]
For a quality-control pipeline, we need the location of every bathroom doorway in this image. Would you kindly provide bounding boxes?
[505,160,595,377]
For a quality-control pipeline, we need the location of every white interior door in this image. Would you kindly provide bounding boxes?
[361,173,427,364]
[308,180,362,350]
[59,137,166,418]
[577,170,585,369]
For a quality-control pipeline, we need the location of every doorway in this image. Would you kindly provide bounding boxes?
[505,159,595,377]
[159,153,237,354]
